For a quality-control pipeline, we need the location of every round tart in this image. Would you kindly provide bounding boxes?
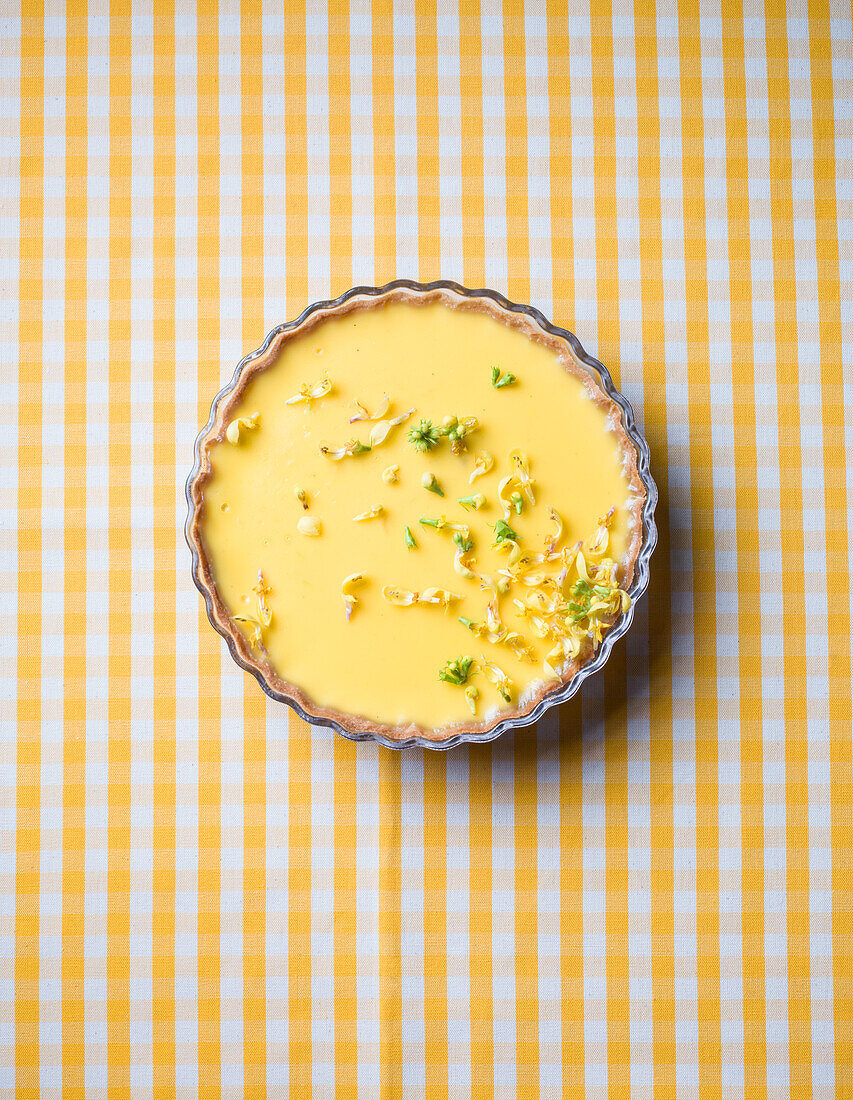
[187,282,656,747]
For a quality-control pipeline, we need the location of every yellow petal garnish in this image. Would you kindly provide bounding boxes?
[285,377,332,406]
[319,439,370,460]
[418,587,463,607]
[225,411,260,444]
[382,464,400,485]
[484,598,501,635]
[297,516,322,536]
[341,572,367,621]
[382,585,462,608]
[497,474,516,520]
[382,585,418,606]
[232,614,263,651]
[367,408,415,448]
[544,642,567,679]
[454,546,477,579]
[545,508,564,557]
[585,507,615,558]
[353,504,384,522]
[350,395,391,422]
[480,658,514,703]
[503,632,536,662]
[509,450,536,504]
[464,685,479,715]
[468,451,494,483]
[252,570,273,627]
[295,487,310,509]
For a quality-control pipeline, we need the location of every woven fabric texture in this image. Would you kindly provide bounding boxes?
[2,0,852,1094]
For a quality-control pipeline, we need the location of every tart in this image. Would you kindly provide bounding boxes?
[187,283,653,746]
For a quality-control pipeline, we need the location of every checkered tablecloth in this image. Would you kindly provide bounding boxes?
[2,0,852,1094]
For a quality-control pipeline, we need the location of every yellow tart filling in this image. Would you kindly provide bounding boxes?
[199,299,640,732]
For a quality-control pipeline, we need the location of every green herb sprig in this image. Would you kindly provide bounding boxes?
[493,519,519,544]
[438,656,474,685]
[490,365,517,388]
[408,418,442,451]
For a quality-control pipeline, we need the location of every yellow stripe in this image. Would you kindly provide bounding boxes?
[368,2,404,1091]
[675,3,722,1091]
[197,6,222,1093]
[805,0,853,1072]
[241,3,268,1091]
[764,12,813,1088]
[422,734,449,1096]
[458,5,494,1091]
[500,2,541,1083]
[107,11,133,1093]
[543,10,586,1086]
[372,0,397,285]
[415,0,440,285]
[558,695,585,1088]
[459,0,486,288]
[633,1,677,1088]
[62,5,88,1093]
[545,0,574,331]
[378,755,403,1098]
[152,3,177,1093]
[16,8,44,1093]
[468,753,495,1098]
[287,712,313,1094]
[589,4,634,1089]
[325,1,362,1086]
[413,4,450,1092]
[721,7,768,1093]
[284,12,312,1091]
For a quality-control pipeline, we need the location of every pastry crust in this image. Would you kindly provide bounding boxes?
[187,284,649,744]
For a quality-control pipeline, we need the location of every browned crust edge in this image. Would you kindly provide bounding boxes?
[187,285,648,744]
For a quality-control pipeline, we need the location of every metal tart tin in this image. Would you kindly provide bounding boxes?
[186,279,658,750]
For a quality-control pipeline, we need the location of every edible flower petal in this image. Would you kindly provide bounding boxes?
[382,464,400,485]
[341,572,367,621]
[382,585,462,608]
[453,546,477,579]
[479,658,514,703]
[382,586,418,606]
[225,411,260,444]
[497,475,516,520]
[252,570,273,627]
[353,504,384,521]
[509,450,536,504]
[232,614,263,651]
[285,377,332,406]
[544,508,564,558]
[368,408,415,448]
[297,516,322,536]
[319,438,371,460]
[350,395,391,422]
[585,507,615,558]
[419,587,463,607]
[468,451,494,483]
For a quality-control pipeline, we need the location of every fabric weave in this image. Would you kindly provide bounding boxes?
[2,0,852,1094]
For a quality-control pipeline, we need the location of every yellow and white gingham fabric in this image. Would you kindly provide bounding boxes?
[2,0,852,1094]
